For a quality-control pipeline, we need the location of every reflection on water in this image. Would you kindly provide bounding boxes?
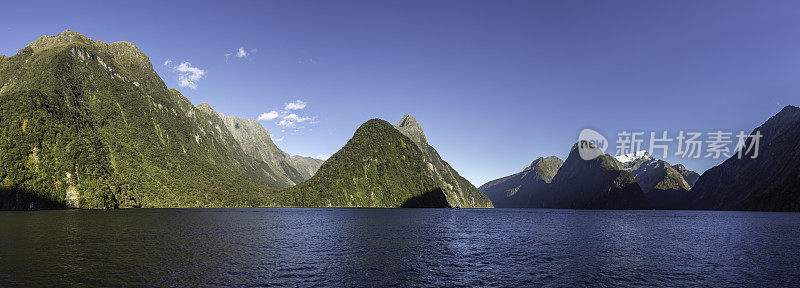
[1,208,799,287]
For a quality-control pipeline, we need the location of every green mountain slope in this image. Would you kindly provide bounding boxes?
[279,119,449,208]
[0,31,281,209]
[394,115,492,208]
[479,156,563,208]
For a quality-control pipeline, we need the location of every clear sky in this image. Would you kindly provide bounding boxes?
[1,0,798,186]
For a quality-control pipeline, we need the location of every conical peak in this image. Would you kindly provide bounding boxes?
[395,114,427,145]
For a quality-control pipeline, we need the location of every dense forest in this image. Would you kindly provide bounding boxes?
[0,31,283,209]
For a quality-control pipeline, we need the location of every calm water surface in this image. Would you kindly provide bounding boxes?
[1,208,799,287]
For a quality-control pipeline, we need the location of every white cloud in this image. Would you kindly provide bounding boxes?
[316,154,329,160]
[284,113,311,123]
[258,99,317,132]
[284,100,307,110]
[236,47,248,58]
[258,111,280,121]
[274,136,284,142]
[164,61,205,89]
[173,62,206,89]
[225,47,257,63]
[278,119,295,128]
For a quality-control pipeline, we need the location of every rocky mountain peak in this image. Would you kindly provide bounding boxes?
[395,114,428,144]
[524,156,563,174]
[615,150,653,164]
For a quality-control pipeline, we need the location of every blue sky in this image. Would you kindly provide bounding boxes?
[1,0,799,186]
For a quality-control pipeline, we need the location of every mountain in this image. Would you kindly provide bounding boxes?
[215,111,323,186]
[546,142,650,209]
[0,31,290,209]
[687,105,800,211]
[286,155,325,180]
[615,150,654,171]
[394,115,492,208]
[479,156,563,208]
[672,164,699,187]
[615,151,692,209]
[279,119,449,207]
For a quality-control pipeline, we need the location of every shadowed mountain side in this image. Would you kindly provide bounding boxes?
[400,188,451,208]
[479,156,563,208]
[546,142,650,210]
[686,105,800,211]
[672,164,700,187]
[0,187,67,210]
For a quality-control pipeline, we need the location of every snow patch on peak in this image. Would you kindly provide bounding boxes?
[615,150,653,164]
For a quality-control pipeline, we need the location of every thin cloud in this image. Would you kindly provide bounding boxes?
[298,58,316,64]
[316,154,329,160]
[284,113,311,123]
[274,136,284,142]
[225,47,257,63]
[285,100,307,110]
[278,119,294,128]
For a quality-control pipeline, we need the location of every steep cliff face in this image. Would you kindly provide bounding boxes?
[216,113,323,187]
[0,31,282,209]
[479,157,563,208]
[280,119,448,208]
[687,105,800,211]
[394,115,493,208]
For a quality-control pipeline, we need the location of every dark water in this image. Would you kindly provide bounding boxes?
[1,208,799,287]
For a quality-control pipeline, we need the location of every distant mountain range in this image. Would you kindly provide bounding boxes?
[482,105,800,212]
[481,147,700,210]
[481,143,650,210]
